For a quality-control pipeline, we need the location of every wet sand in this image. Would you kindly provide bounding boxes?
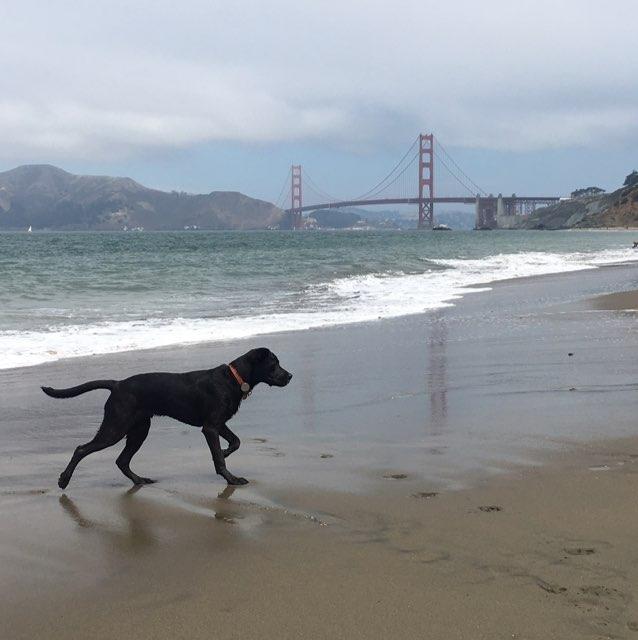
[587,289,638,311]
[3,264,638,639]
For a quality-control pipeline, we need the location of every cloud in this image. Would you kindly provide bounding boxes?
[0,0,636,161]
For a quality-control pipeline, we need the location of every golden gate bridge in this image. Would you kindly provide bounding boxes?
[275,133,560,230]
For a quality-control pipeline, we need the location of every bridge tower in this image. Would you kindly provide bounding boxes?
[291,164,303,230]
[418,133,434,229]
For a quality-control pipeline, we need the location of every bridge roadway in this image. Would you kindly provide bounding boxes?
[285,196,560,215]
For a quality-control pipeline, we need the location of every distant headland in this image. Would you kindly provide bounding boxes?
[0,165,282,231]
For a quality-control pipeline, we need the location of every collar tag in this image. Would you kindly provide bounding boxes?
[229,364,251,399]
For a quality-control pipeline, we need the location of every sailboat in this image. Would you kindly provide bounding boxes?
[27,225,32,233]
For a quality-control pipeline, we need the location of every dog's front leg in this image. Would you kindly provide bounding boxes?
[219,424,240,458]
[202,425,248,485]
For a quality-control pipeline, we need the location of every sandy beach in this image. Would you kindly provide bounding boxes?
[3,263,638,639]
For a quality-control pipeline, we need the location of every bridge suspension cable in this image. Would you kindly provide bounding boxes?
[274,172,291,210]
[354,135,419,201]
[301,168,341,204]
[433,149,476,197]
[434,140,487,196]
[362,149,420,200]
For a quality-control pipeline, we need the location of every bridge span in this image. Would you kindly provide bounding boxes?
[287,195,560,231]
[278,134,561,229]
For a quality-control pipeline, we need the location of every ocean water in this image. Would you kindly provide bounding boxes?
[1,229,637,369]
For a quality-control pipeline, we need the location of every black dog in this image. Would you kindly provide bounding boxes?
[42,348,292,488]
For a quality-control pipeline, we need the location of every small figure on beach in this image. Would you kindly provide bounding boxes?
[633,241,638,248]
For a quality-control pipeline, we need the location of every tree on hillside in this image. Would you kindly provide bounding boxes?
[624,170,638,187]
[570,186,605,199]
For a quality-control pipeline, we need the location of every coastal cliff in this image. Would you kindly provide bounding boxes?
[0,165,282,231]
[514,173,638,230]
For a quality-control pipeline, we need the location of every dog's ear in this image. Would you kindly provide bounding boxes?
[250,348,271,362]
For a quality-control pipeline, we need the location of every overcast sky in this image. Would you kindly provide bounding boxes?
[0,0,636,203]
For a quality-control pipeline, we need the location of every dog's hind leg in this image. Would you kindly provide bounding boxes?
[58,428,124,489]
[116,417,155,485]
[58,395,132,489]
[219,424,241,458]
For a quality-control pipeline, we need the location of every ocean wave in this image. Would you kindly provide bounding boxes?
[1,247,637,370]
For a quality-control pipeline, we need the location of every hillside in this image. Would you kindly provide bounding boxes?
[311,209,362,229]
[0,165,282,230]
[515,180,638,230]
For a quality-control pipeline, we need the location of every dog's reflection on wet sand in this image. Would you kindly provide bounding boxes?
[58,484,241,552]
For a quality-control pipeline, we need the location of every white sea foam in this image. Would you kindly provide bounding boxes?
[2,248,637,369]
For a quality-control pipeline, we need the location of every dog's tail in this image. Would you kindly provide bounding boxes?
[41,379,117,399]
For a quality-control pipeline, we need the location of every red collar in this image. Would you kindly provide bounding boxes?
[229,364,251,399]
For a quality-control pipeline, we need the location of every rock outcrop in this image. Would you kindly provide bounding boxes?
[515,182,638,230]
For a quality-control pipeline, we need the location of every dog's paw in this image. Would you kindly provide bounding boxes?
[58,474,70,489]
[136,477,156,485]
[227,475,249,486]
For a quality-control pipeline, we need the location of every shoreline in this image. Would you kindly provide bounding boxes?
[4,256,638,374]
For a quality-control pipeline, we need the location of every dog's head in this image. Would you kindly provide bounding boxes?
[244,348,292,387]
